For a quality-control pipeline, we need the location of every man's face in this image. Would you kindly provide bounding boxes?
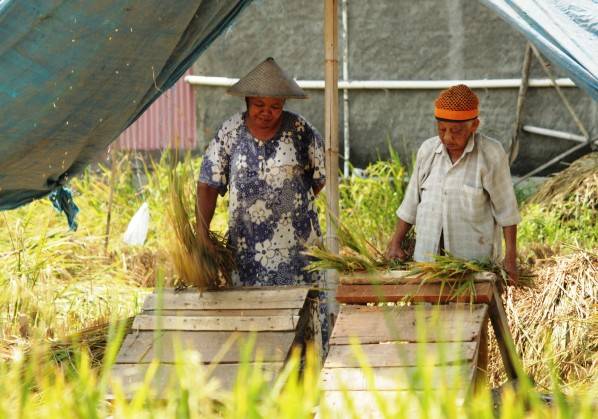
[246,97,285,130]
[436,118,479,154]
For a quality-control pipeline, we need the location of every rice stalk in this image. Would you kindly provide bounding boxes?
[166,156,234,290]
[408,253,535,288]
[304,217,407,273]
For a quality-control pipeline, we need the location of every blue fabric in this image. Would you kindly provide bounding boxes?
[0,0,252,210]
[199,110,330,346]
[49,187,79,231]
[199,111,326,286]
[481,0,598,101]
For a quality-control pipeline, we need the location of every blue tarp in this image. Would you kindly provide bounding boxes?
[0,0,252,210]
[481,0,598,101]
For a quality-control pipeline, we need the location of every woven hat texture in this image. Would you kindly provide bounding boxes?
[227,57,307,99]
[434,84,479,120]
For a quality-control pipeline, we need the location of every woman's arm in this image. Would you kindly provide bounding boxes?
[196,181,219,236]
[313,183,324,196]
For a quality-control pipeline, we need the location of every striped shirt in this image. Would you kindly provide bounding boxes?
[397,133,521,262]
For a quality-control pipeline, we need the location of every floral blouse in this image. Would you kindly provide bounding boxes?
[199,111,326,287]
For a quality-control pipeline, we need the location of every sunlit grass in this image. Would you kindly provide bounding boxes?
[0,150,596,417]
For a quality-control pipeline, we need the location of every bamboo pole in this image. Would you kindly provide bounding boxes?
[341,0,350,178]
[509,43,533,165]
[514,45,592,185]
[104,149,118,254]
[324,0,340,316]
[530,44,589,139]
[324,0,339,254]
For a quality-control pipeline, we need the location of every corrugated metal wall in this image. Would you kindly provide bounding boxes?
[115,70,197,150]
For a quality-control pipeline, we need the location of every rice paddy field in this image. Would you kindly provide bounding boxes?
[0,151,596,418]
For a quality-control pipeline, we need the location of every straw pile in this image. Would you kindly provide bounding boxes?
[166,162,234,290]
[488,249,598,391]
[0,318,133,367]
[528,152,597,220]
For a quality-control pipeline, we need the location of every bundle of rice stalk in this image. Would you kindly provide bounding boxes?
[304,220,407,273]
[409,253,534,287]
[166,160,234,290]
[489,248,598,391]
[528,152,598,219]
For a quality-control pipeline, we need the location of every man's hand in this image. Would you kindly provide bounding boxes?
[502,225,518,285]
[386,218,413,261]
[504,252,519,285]
[386,241,408,261]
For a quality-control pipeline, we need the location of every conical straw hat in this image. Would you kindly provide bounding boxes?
[227,57,307,99]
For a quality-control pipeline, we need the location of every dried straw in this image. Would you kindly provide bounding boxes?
[0,318,132,367]
[528,152,597,220]
[488,248,598,391]
[166,159,234,290]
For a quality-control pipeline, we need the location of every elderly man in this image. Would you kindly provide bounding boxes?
[386,84,521,282]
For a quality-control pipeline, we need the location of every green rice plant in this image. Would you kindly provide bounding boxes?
[0,311,597,418]
[317,144,410,252]
[1,148,597,417]
[518,204,598,254]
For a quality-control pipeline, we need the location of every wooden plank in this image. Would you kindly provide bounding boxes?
[144,287,310,311]
[115,331,296,364]
[143,308,300,317]
[335,282,493,304]
[320,364,475,391]
[330,304,488,344]
[339,271,496,285]
[157,285,310,294]
[110,362,283,396]
[488,285,520,380]
[474,315,489,392]
[325,342,477,368]
[320,390,465,418]
[132,314,299,332]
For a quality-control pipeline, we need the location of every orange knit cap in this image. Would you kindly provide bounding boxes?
[434,84,479,121]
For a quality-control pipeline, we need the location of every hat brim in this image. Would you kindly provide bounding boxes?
[227,57,308,99]
[434,108,479,121]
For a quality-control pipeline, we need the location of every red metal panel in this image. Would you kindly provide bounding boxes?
[114,70,197,150]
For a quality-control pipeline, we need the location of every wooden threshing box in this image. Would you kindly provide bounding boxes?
[110,285,319,397]
[320,270,519,415]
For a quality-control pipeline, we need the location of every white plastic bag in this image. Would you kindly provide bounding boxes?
[123,202,150,245]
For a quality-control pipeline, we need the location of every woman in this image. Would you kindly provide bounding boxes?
[196,58,328,344]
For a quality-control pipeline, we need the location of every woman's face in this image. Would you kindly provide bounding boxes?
[246,97,285,130]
